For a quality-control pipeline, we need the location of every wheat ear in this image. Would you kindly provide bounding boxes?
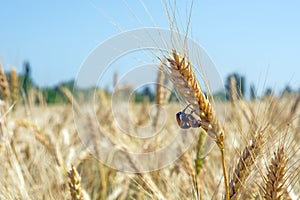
[163,49,229,199]
[229,133,264,199]
[68,165,84,200]
[263,145,291,200]
[164,50,222,138]
[0,64,10,103]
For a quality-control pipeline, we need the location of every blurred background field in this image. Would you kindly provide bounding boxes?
[0,65,299,199]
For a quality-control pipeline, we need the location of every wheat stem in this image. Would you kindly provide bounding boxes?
[10,67,18,107]
[217,131,230,200]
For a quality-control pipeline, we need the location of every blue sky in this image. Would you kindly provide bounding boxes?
[0,1,299,96]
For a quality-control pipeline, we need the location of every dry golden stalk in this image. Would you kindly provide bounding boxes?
[16,120,64,168]
[27,88,36,107]
[181,150,196,182]
[10,67,19,105]
[181,150,198,196]
[229,75,237,104]
[153,67,171,128]
[229,133,264,199]
[123,148,166,200]
[135,96,150,126]
[290,94,300,116]
[36,90,45,106]
[163,49,229,199]
[263,146,290,200]
[59,87,80,112]
[68,165,84,200]
[0,64,10,102]
[85,113,108,200]
[155,68,165,106]
[98,90,108,108]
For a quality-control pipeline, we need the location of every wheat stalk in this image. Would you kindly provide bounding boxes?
[229,75,237,104]
[162,49,229,199]
[10,67,18,106]
[290,94,300,116]
[153,68,165,129]
[123,146,166,200]
[181,149,199,198]
[68,165,84,200]
[59,87,80,112]
[16,120,64,168]
[153,66,172,127]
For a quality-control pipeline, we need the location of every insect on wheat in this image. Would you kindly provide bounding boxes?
[176,104,211,130]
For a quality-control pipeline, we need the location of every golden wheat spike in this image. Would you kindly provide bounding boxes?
[68,165,84,200]
[164,50,221,138]
[229,133,264,199]
[10,67,19,105]
[163,49,229,199]
[263,145,291,200]
[0,63,10,103]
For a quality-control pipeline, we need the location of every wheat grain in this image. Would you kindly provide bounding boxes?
[68,165,84,200]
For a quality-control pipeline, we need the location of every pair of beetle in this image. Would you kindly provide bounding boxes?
[176,104,207,129]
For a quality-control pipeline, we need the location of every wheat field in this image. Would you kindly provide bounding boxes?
[0,61,299,200]
[1,2,300,200]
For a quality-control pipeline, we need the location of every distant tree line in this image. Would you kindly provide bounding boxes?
[3,61,299,105]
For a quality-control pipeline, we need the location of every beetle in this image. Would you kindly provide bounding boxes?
[176,104,202,129]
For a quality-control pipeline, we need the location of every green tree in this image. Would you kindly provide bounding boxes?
[250,84,257,100]
[22,61,34,97]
